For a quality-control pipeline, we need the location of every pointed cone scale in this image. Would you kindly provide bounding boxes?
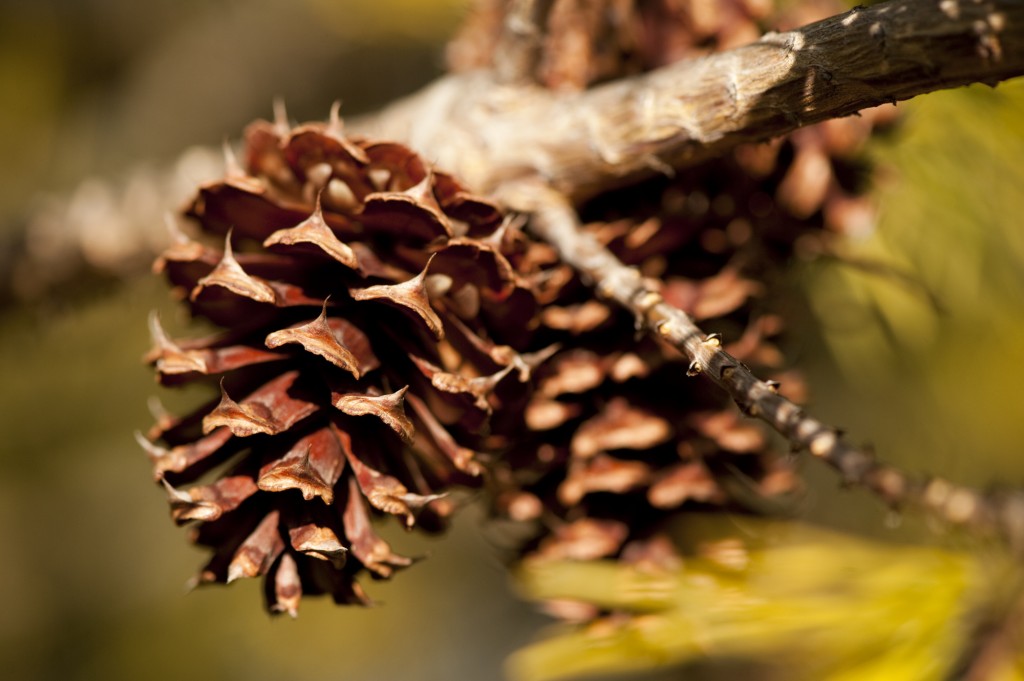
[141,427,233,480]
[227,511,285,583]
[538,350,608,398]
[288,523,348,568]
[570,398,673,459]
[266,302,362,377]
[350,256,444,340]
[342,478,415,578]
[160,476,196,504]
[258,428,343,504]
[525,398,583,431]
[147,311,208,374]
[430,170,504,235]
[164,475,260,524]
[647,461,723,509]
[263,197,360,270]
[410,355,510,414]
[258,446,333,503]
[203,380,278,436]
[466,364,515,400]
[154,215,207,273]
[444,313,540,381]
[336,424,440,526]
[192,233,277,304]
[557,455,651,507]
[689,410,766,453]
[324,100,370,163]
[202,372,317,437]
[148,312,282,380]
[405,392,482,476]
[541,300,612,333]
[332,387,415,444]
[359,171,453,242]
[533,519,629,562]
[270,552,302,618]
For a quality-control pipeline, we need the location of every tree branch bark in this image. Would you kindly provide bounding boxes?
[11,0,1024,300]
[358,0,1024,201]
[501,179,1024,555]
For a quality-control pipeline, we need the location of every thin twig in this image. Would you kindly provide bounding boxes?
[501,179,1024,555]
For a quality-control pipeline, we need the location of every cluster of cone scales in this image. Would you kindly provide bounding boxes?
[138,0,892,617]
[138,103,550,614]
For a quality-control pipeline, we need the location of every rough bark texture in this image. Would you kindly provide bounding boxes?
[358,0,1024,201]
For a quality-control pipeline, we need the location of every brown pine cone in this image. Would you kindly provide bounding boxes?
[486,129,895,577]
[489,179,806,567]
[469,0,897,573]
[137,104,543,615]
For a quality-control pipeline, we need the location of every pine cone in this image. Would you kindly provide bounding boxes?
[472,0,896,573]
[138,104,542,615]
[490,182,805,567]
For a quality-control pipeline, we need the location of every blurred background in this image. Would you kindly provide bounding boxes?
[1,0,1024,680]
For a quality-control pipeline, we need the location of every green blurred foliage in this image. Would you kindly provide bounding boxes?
[800,79,1024,493]
[807,79,1024,376]
[511,517,1023,681]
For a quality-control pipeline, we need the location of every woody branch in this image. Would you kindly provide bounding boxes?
[359,0,1024,201]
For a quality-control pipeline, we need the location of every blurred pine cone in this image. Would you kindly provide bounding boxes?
[488,166,808,576]
[449,0,773,91]
[466,0,898,581]
[138,105,543,615]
